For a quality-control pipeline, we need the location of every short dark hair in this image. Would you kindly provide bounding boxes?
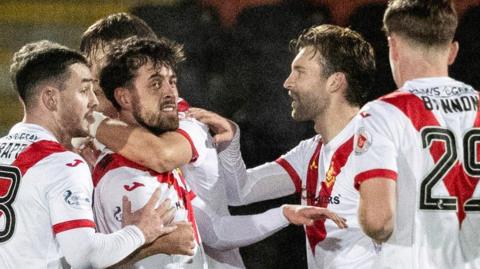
[383,0,457,47]
[100,37,185,109]
[10,40,87,105]
[290,24,376,107]
[80,13,157,58]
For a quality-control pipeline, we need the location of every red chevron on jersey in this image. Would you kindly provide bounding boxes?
[305,137,354,254]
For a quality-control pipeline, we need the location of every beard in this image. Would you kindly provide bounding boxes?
[291,93,329,122]
[132,101,179,135]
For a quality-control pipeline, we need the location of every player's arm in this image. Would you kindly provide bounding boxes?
[219,128,301,206]
[53,182,175,269]
[188,108,298,206]
[108,221,196,269]
[90,112,193,173]
[352,104,399,243]
[194,197,346,250]
[358,178,395,243]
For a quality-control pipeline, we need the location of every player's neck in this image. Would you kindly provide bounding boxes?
[23,110,72,147]
[396,47,450,88]
[313,103,359,144]
[397,62,449,88]
[118,110,138,127]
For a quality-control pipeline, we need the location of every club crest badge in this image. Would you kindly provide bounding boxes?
[354,127,372,155]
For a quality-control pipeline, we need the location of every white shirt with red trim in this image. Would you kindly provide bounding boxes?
[352,77,480,269]
[0,123,145,269]
[274,120,377,269]
[93,147,208,269]
[178,115,289,269]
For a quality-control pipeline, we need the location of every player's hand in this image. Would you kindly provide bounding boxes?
[72,138,99,172]
[282,204,348,229]
[122,188,177,243]
[187,107,236,144]
[147,221,196,256]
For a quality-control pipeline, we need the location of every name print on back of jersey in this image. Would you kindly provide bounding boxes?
[0,143,28,160]
[411,86,479,114]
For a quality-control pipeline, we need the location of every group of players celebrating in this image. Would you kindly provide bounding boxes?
[0,0,478,268]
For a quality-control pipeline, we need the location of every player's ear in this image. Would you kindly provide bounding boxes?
[327,72,346,93]
[41,86,59,111]
[447,41,459,65]
[114,87,132,110]
[388,35,399,62]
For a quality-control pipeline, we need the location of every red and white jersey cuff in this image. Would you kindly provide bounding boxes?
[177,129,199,163]
[52,219,96,234]
[354,169,397,190]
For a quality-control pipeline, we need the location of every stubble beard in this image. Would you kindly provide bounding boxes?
[291,96,328,122]
[132,104,179,135]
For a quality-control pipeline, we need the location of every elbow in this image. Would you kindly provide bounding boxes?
[64,255,92,269]
[204,239,235,251]
[359,210,394,243]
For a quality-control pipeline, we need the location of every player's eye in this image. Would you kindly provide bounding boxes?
[152,81,161,89]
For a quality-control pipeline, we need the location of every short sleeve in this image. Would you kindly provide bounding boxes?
[352,103,399,190]
[43,152,96,234]
[178,118,211,166]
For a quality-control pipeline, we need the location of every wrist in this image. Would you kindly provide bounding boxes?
[88,111,108,138]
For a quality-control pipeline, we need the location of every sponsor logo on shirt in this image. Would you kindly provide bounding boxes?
[63,190,91,209]
[354,127,371,155]
[302,191,341,205]
[66,159,84,167]
[123,181,145,191]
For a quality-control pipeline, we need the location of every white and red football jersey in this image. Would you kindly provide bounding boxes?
[352,77,480,268]
[93,149,208,269]
[276,120,377,269]
[178,103,289,269]
[0,123,95,268]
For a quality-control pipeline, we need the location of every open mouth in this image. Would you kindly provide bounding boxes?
[161,103,177,112]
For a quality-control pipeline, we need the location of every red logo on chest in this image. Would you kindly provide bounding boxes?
[66,159,83,167]
[124,182,145,191]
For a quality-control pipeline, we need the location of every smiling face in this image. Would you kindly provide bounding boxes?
[283,46,330,122]
[57,63,98,137]
[129,60,179,135]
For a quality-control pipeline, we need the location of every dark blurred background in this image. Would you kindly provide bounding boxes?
[0,0,478,268]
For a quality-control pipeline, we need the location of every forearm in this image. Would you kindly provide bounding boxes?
[195,201,289,250]
[107,242,157,269]
[219,130,295,205]
[58,225,144,269]
[95,119,192,172]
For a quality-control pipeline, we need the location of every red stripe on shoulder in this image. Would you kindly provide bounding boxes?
[354,169,397,190]
[380,90,440,130]
[176,129,199,163]
[13,140,66,175]
[92,153,154,187]
[275,158,302,193]
[52,219,95,234]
